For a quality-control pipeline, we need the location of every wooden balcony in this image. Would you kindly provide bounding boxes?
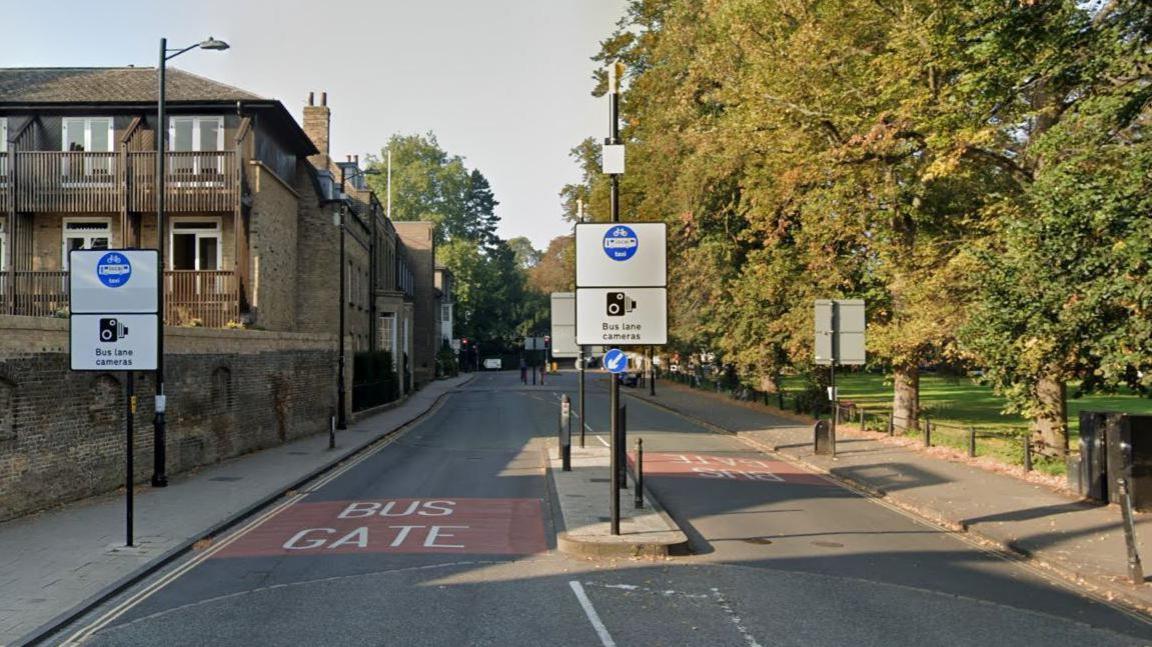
[3,151,239,213]
[0,270,240,328]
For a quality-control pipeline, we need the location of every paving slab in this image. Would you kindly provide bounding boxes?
[625,380,1152,614]
[0,374,472,647]
[549,445,689,558]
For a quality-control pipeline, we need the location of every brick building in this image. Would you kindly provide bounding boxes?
[0,69,447,518]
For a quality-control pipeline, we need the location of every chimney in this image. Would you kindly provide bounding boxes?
[302,90,330,164]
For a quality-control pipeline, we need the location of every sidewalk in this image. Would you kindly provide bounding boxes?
[0,374,472,646]
[625,380,1152,614]
[548,444,688,557]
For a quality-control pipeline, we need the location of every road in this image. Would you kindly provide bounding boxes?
[57,370,1152,646]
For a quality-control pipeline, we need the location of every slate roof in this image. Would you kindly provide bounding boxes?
[0,67,265,104]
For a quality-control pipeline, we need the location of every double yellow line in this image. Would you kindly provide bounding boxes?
[62,396,447,645]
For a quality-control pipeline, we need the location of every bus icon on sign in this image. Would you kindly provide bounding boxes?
[96,252,132,288]
[602,225,638,261]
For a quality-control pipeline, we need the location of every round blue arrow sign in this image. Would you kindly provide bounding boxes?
[603,348,629,374]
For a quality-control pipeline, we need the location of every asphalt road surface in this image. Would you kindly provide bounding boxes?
[56,371,1152,646]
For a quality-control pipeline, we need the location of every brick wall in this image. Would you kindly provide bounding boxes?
[393,222,436,387]
[0,315,337,522]
[248,161,299,330]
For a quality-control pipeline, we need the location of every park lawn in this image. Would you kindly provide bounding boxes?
[781,372,1152,439]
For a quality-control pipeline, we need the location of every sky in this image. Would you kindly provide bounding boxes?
[1,0,627,249]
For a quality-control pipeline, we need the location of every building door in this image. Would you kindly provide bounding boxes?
[170,220,221,271]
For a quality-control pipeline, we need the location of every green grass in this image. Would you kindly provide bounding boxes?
[781,372,1152,436]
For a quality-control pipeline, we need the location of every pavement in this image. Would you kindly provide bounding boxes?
[0,374,472,646]
[624,377,1152,613]
[7,370,1152,646]
[549,443,688,557]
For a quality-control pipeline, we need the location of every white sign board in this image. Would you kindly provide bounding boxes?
[549,293,580,358]
[576,288,667,345]
[575,223,666,288]
[70,314,159,371]
[524,337,547,351]
[602,144,625,175]
[69,249,159,314]
[814,299,866,366]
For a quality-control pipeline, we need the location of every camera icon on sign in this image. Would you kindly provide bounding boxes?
[606,292,637,317]
[99,318,128,343]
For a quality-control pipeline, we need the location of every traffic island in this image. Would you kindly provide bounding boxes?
[549,444,689,558]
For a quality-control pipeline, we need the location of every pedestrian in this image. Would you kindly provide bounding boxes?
[520,357,528,384]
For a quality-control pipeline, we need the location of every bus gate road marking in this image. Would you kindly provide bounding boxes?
[212,498,547,558]
[638,452,831,485]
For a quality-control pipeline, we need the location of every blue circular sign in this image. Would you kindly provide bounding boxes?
[603,348,629,374]
[603,225,639,262]
[96,252,132,288]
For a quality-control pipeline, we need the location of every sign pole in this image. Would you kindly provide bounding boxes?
[608,61,622,536]
[125,371,135,547]
[579,347,586,448]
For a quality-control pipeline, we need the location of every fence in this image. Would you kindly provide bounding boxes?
[664,370,1040,471]
[353,350,399,412]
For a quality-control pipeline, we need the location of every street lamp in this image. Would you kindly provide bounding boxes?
[152,36,230,487]
[333,165,380,437]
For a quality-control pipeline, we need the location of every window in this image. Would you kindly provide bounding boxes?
[0,220,6,271]
[62,219,111,268]
[0,118,7,186]
[62,118,113,178]
[441,304,451,323]
[379,314,396,356]
[170,220,221,271]
[170,116,224,177]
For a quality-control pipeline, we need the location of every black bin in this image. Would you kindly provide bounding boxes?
[1074,411,1108,502]
[1103,413,1152,511]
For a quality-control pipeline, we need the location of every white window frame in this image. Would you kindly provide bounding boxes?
[168,217,223,271]
[0,219,6,272]
[0,118,7,187]
[61,117,114,180]
[169,116,225,181]
[61,217,113,269]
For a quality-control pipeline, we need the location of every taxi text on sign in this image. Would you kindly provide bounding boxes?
[575,223,667,288]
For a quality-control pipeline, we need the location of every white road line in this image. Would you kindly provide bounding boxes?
[596,435,610,448]
[568,580,617,647]
[711,587,763,647]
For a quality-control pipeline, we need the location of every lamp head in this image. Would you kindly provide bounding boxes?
[199,37,230,51]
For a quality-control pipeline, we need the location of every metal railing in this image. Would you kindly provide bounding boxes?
[0,269,239,328]
[5,150,238,213]
[664,370,1039,471]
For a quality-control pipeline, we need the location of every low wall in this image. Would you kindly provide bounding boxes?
[0,316,337,521]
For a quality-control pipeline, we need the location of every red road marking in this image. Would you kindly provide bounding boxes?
[213,498,547,558]
[639,452,829,485]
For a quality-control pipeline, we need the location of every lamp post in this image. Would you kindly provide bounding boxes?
[152,36,229,487]
[334,164,380,434]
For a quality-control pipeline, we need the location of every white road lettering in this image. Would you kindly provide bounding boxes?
[283,528,335,550]
[328,527,369,549]
[424,525,468,548]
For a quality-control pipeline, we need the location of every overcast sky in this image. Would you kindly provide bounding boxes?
[2,0,627,249]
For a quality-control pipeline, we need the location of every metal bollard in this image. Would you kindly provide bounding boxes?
[968,426,977,458]
[634,438,644,509]
[619,404,628,489]
[1023,435,1033,472]
[560,394,572,472]
[1118,478,1145,584]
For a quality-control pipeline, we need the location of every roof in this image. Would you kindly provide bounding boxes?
[0,67,265,104]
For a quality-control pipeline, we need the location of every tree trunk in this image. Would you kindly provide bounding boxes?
[1032,374,1068,458]
[892,366,919,432]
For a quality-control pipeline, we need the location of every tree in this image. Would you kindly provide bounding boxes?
[506,236,542,270]
[461,170,500,245]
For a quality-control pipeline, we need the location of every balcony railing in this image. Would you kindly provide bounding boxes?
[0,270,240,328]
[2,151,238,213]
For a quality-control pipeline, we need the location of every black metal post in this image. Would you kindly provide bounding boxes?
[619,403,628,490]
[608,63,622,536]
[336,177,348,431]
[829,363,837,457]
[560,394,572,472]
[648,346,655,396]
[126,372,135,547]
[152,38,169,488]
[924,417,932,447]
[634,438,644,509]
[1119,478,1145,584]
[968,426,977,458]
[579,348,586,448]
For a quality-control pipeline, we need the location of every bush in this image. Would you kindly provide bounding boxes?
[353,350,398,411]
